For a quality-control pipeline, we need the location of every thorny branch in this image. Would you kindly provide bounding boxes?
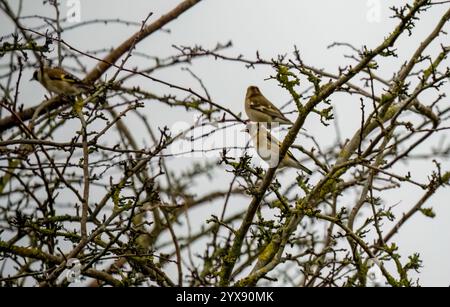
[0,0,449,287]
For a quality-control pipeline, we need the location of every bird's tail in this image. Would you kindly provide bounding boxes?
[78,83,95,93]
[276,116,293,125]
[296,163,312,175]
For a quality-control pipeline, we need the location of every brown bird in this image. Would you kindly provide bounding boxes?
[31,66,92,96]
[245,86,293,125]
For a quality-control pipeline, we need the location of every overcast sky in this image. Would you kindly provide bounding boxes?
[1,0,449,286]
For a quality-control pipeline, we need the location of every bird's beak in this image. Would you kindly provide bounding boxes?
[30,74,37,82]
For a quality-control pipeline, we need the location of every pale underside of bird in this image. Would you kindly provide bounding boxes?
[244,123,312,174]
[32,67,92,96]
[245,85,293,125]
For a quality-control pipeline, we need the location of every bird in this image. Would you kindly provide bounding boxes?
[31,66,92,96]
[243,122,312,174]
[245,86,293,125]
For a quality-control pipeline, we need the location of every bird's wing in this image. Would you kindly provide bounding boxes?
[282,142,312,174]
[284,145,312,174]
[267,132,299,162]
[250,96,290,120]
[46,68,82,84]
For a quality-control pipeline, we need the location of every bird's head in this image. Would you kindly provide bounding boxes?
[246,85,260,98]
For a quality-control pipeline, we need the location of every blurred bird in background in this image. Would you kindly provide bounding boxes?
[31,66,92,96]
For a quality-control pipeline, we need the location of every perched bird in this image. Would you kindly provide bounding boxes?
[243,123,312,174]
[245,86,293,125]
[31,67,92,96]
